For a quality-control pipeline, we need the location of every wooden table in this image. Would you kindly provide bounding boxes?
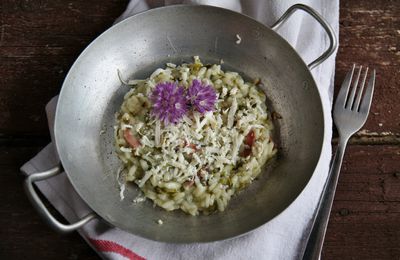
[1,1,399,259]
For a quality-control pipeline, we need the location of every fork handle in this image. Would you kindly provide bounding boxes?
[302,136,349,260]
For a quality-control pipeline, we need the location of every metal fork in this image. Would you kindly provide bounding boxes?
[302,65,376,260]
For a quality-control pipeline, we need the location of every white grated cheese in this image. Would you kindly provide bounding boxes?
[141,135,154,148]
[169,161,187,170]
[155,120,161,146]
[221,87,228,98]
[127,79,145,85]
[237,114,257,127]
[192,153,202,165]
[178,153,186,164]
[116,167,126,201]
[121,124,133,130]
[133,193,146,203]
[117,69,129,85]
[231,133,244,163]
[120,147,132,153]
[150,68,165,79]
[227,97,238,128]
[166,62,177,68]
[182,115,193,125]
[230,87,238,95]
[205,147,219,154]
[196,116,208,132]
[119,183,126,201]
[236,34,242,44]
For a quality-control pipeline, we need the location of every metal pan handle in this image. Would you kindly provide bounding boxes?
[24,165,96,233]
[271,4,338,70]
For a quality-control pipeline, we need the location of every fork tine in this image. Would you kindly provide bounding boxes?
[354,67,369,111]
[359,69,376,114]
[346,66,362,109]
[335,64,355,109]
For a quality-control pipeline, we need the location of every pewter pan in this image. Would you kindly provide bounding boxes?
[24,4,337,243]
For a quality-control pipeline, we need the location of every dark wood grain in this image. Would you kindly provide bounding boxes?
[0,0,127,135]
[1,0,399,259]
[0,146,98,260]
[334,0,400,134]
[2,145,399,259]
[0,0,399,137]
[322,146,400,260]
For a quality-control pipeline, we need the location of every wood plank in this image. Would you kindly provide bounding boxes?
[334,0,400,134]
[0,56,76,135]
[322,145,400,260]
[0,0,127,135]
[0,146,97,260]
[2,0,127,46]
[1,0,399,136]
[1,145,399,259]
[1,0,399,259]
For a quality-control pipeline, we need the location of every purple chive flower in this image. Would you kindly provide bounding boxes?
[187,79,217,113]
[150,82,187,124]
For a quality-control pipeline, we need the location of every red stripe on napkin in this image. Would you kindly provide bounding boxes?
[89,238,145,260]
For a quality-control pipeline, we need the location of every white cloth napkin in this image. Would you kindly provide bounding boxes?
[21,1,338,259]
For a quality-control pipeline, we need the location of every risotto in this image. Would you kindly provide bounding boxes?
[114,56,276,215]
